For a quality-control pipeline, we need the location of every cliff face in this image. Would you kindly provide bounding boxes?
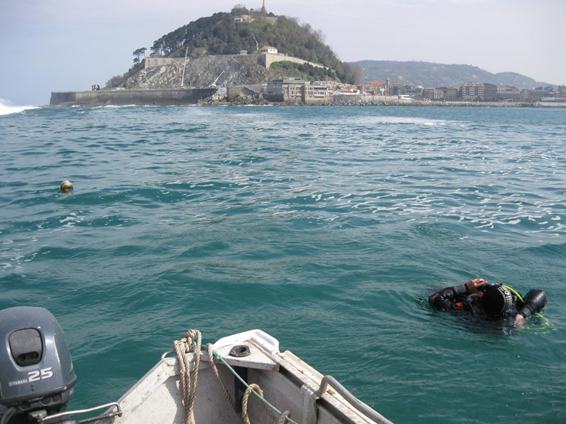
[125,55,274,89]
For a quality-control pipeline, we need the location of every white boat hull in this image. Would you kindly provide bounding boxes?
[101,330,392,424]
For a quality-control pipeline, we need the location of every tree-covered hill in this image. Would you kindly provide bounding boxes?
[357,60,549,88]
[119,9,550,90]
[144,7,360,83]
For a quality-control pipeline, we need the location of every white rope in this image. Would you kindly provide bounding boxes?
[174,330,201,424]
[242,383,263,424]
[207,343,238,412]
[207,345,298,424]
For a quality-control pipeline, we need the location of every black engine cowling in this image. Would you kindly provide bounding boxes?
[0,307,77,423]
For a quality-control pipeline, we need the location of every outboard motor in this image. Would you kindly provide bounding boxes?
[0,307,77,424]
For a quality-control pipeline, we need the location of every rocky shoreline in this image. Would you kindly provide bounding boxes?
[198,92,535,108]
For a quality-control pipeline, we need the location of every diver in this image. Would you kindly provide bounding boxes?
[429,278,547,325]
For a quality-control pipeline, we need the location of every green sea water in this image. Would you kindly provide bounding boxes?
[1,105,565,423]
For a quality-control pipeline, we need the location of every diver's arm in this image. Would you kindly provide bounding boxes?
[517,289,547,319]
[429,284,468,311]
[464,278,487,293]
[429,279,487,311]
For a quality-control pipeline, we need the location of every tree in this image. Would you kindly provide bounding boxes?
[342,63,363,85]
[133,48,147,63]
[231,4,249,15]
[105,75,126,88]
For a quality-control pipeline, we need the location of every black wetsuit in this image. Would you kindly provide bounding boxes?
[429,283,547,321]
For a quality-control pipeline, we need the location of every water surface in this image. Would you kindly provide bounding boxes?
[1,105,565,423]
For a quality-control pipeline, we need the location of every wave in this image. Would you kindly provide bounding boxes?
[0,98,39,116]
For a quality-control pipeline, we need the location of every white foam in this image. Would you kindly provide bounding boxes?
[0,98,39,116]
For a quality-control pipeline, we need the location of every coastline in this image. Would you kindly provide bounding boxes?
[49,88,217,107]
[199,94,542,108]
[49,89,563,108]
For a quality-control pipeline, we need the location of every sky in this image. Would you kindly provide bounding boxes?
[1,0,564,106]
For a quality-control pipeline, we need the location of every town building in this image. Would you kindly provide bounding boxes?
[404,86,423,99]
[422,88,444,100]
[259,46,278,55]
[390,83,404,96]
[439,87,459,101]
[361,80,385,95]
[264,78,328,103]
[335,87,360,95]
[304,84,329,101]
[460,83,498,101]
[497,86,521,102]
[525,88,554,102]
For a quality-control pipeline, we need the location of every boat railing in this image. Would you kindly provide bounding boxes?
[316,375,394,424]
[34,402,122,424]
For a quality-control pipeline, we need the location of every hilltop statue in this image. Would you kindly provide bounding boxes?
[261,0,267,14]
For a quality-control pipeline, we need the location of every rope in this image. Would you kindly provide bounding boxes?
[242,383,263,424]
[207,343,238,412]
[174,330,201,424]
[208,345,299,424]
[277,410,291,424]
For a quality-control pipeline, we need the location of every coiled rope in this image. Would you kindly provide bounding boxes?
[174,330,202,424]
[206,343,297,424]
[242,383,263,424]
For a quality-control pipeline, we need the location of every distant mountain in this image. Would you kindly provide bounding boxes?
[356,60,549,88]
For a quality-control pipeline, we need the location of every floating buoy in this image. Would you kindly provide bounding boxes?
[60,180,73,192]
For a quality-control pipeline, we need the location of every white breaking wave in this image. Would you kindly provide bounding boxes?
[0,98,39,116]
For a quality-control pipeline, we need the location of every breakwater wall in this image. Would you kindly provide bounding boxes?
[259,53,327,70]
[49,88,217,106]
[227,84,266,101]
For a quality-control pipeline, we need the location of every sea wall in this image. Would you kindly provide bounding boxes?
[259,53,327,70]
[144,57,185,69]
[49,88,217,106]
[227,84,266,101]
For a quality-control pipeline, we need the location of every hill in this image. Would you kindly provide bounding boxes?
[111,9,551,91]
[356,60,548,88]
[120,55,336,90]
[123,7,361,85]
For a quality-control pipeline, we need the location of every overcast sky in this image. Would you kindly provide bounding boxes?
[1,0,564,106]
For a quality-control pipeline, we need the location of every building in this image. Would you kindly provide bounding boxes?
[460,83,498,101]
[264,78,328,103]
[422,88,444,100]
[304,84,329,101]
[404,86,423,99]
[497,86,521,102]
[259,46,278,54]
[361,80,385,95]
[234,15,253,24]
[390,83,404,96]
[439,87,459,101]
[525,88,554,102]
[335,87,360,95]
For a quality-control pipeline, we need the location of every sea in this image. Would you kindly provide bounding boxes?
[1,103,565,423]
